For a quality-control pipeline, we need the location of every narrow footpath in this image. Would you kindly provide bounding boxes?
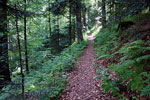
[60,34,114,100]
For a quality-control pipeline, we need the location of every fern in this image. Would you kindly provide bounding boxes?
[95,54,112,61]
[141,86,150,97]
[136,55,150,63]
[95,23,150,99]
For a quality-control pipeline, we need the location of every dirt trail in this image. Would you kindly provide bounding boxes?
[60,34,113,100]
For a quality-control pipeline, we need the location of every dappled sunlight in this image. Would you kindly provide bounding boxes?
[92,26,101,36]
[85,26,101,40]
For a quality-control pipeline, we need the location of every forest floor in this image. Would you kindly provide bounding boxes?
[59,34,114,100]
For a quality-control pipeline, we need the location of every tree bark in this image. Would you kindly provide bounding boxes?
[73,18,76,42]
[82,5,87,27]
[76,0,83,44]
[48,0,52,37]
[0,0,11,87]
[102,0,106,28]
[69,0,72,45]
[87,6,91,29]
[24,0,29,73]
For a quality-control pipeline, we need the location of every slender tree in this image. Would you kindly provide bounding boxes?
[24,0,29,73]
[69,0,72,45]
[15,5,24,98]
[82,0,87,27]
[72,17,76,42]
[48,0,52,37]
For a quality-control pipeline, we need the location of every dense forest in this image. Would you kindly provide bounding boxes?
[0,0,150,100]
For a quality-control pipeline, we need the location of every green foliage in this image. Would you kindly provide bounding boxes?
[94,27,119,56]
[117,40,150,73]
[96,67,125,99]
[94,21,150,99]
[141,86,150,97]
[0,40,88,100]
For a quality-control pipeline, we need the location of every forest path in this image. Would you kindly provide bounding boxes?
[60,34,113,100]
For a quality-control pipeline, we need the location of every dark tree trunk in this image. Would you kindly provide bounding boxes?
[24,0,29,73]
[76,0,83,44]
[0,0,11,88]
[102,0,106,28]
[87,6,90,29]
[118,4,122,23]
[112,0,116,20]
[82,6,87,27]
[15,6,24,98]
[72,18,76,42]
[147,0,150,12]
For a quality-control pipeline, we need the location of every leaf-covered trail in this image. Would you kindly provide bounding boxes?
[60,34,113,100]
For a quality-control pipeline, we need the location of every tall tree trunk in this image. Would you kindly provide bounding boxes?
[69,0,72,45]
[57,16,59,47]
[147,0,150,12]
[112,0,115,20]
[56,16,60,53]
[102,0,106,28]
[118,3,122,23]
[24,0,29,73]
[0,0,11,88]
[87,6,90,29]
[48,0,52,37]
[73,18,76,42]
[15,6,24,98]
[76,0,83,44]
[82,6,87,27]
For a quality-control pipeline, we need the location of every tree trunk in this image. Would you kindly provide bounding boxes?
[76,0,83,44]
[102,0,106,28]
[15,6,24,98]
[48,0,52,37]
[87,6,91,29]
[73,18,76,42]
[24,0,29,73]
[69,0,72,45]
[0,0,11,88]
[82,6,87,27]
[112,0,115,20]
[148,0,150,12]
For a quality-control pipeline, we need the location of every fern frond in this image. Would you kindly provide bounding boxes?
[140,86,150,97]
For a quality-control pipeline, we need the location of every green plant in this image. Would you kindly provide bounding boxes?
[0,40,88,100]
[94,20,150,99]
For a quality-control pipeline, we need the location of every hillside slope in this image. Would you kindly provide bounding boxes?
[94,13,150,100]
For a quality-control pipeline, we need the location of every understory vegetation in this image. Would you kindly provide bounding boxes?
[1,0,150,100]
[0,0,92,99]
[95,13,150,100]
[0,40,88,100]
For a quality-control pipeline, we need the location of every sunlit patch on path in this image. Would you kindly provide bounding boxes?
[85,27,101,40]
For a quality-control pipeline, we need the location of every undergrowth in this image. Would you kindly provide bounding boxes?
[95,14,150,100]
[0,41,88,100]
